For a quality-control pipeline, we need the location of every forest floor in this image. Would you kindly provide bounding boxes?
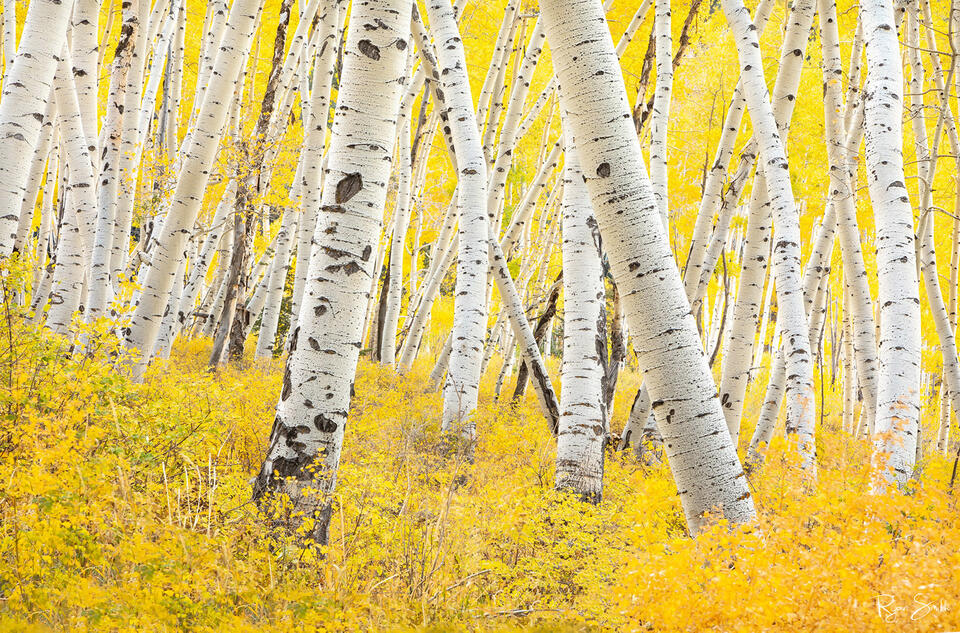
[2,315,960,632]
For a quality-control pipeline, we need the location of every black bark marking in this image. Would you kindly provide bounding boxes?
[281,366,292,401]
[314,414,338,433]
[335,172,363,203]
[358,39,380,60]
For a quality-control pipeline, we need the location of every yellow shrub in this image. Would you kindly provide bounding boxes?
[0,295,959,631]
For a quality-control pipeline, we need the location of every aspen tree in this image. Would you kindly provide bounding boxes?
[123,0,266,378]
[109,0,150,281]
[46,53,99,334]
[422,0,490,438]
[289,1,340,337]
[0,0,75,257]
[14,99,54,253]
[682,0,774,301]
[539,0,755,532]
[87,5,136,322]
[556,120,607,501]
[71,0,99,162]
[255,209,296,358]
[380,87,414,366]
[2,0,14,76]
[649,0,671,228]
[818,0,880,434]
[719,0,816,467]
[253,0,413,545]
[862,0,922,487]
[906,0,960,454]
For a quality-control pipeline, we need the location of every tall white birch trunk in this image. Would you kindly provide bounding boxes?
[255,209,297,358]
[540,0,755,532]
[71,0,99,165]
[681,0,774,303]
[14,99,55,253]
[253,0,413,545]
[719,0,816,469]
[556,121,606,501]
[87,5,136,321]
[0,0,74,257]
[2,0,15,77]
[649,0,671,228]
[109,0,150,282]
[380,110,413,366]
[427,0,490,439]
[46,53,99,332]
[862,0,922,488]
[288,2,339,338]
[122,0,265,378]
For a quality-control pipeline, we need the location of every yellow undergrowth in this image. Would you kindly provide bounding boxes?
[1,307,959,632]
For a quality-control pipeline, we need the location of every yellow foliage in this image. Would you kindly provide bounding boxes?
[0,273,958,631]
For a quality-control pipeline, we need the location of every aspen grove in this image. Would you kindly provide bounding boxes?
[3,0,960,629]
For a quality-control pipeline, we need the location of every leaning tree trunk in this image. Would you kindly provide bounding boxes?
[0,0,74,257]
[429,0,490,441]
[45,52,99,334]
[539,0,755,533]
[288,1,340,339]
[649,0,671,228]
[252,0,413,546]
[87,4,136,322]
[255,208,297,358]
[720,0,816,469]
[122,0,266,379]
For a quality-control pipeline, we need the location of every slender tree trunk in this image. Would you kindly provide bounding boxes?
[540,0,755,532]
[556,121,606,501]
[253,0,413,545]
[256,209,297,358]
[123,0,266,379]
[0,0,74,257]
[862,0,922,488]
[649,0,671,228]
[429,0,490,441]
[719,0,816,469]
[87,5,136,321]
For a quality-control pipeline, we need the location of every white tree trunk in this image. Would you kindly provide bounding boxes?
[380,113,413,366]
[87,5,136,321]
[253,0,412,545]
[14,98,55,253]
[819,0,880,434]
[109,0,150,281]
[540,0,755,532]
[46,52,99,333]
[255,209,297,358]
[288,1,339,338]
[71,0,99,166]
[649,0,671,228]
[719,0,816,468]
[0,0,74,257]
[429,0,490,438]
[862,0,922,488]
[2,0,15,77]
[122,0,265,378]
[556,121,607,501]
